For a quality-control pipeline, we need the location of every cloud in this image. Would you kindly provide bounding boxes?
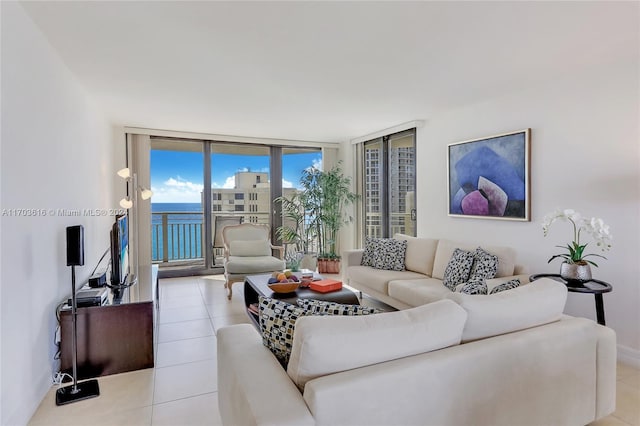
[151,176,204,203]
[222,176,236,189]
[282,179,293,188]
[309,158,322,171]
[211,175,235,189]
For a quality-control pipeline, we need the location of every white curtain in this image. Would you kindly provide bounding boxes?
[127,133,153,302]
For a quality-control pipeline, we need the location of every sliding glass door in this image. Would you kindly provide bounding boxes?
[150,139,205,270]
[362,129,416,239]
[210,143,271,267]
[150,137,322,275]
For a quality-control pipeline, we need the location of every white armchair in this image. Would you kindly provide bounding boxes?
[222,223,285,300]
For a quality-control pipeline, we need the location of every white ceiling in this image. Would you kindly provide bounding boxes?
[20,1,639,143]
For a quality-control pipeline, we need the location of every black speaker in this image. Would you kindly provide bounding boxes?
[66,225,84,266]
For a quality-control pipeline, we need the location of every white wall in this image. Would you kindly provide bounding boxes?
[0,3,115,424]
[416,58,640,360]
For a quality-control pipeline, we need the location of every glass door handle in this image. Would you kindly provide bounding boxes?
[411,209,417,221]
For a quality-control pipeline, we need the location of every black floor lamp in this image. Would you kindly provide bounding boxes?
[56,225,100,406]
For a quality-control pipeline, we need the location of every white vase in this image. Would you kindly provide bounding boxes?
[560,262,592,282]
[299,253,317,271]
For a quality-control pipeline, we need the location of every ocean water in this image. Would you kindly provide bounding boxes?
[151,203,204,262]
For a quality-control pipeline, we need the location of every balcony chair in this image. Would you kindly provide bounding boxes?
[212,215,243,266]
[222,223,285,300]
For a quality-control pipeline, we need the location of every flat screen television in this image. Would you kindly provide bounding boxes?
[110,214,129,286]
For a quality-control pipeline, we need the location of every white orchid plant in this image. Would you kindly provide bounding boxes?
[542,208,613,267]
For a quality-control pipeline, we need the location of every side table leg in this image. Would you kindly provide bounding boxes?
[595,294,606,326]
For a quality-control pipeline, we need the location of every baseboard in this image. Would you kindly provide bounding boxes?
[618,344,640,368]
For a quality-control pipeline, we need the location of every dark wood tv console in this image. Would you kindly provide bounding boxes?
[60,265,158,379]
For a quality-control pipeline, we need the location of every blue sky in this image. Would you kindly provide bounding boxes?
[150,150,322,203]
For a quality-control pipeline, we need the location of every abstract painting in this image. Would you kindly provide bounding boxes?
[448,129,530,221]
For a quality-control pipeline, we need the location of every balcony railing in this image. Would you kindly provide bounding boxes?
[151,211,270,265]
[152,211,204,264]
[151,211,414,265]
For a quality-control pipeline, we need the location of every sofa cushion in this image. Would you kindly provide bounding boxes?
[442,248,475,290]
[445,278,568,342]
[388,278,453,307]
[469,247,498,280]
[296,299,382,316]
[433,239,516,279]
[393,234,438,275]
[225,255,285,274]
[228,239,272,257]
[287,299,467,389]
[259,297,383,367]
[347,266,427,294]
[489,278,521,294]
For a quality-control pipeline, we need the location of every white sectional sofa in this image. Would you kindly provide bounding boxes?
[217,279,617,426]
[343,234,530,310]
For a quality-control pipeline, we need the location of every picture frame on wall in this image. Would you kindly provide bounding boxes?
[447,129,531,221]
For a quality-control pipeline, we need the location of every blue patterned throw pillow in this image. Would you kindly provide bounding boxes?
[469,247,499,280]
[443,248,475,291]
[360,237,378,267]
[372,238,407,271]
[361,237,407,271]
[459,277,488,295]
[489,279,521,294]
[460,278,489,294]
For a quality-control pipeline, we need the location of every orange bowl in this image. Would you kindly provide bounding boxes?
[268,282,300,294]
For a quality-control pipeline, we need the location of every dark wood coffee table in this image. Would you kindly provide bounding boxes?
[243,274,360,328]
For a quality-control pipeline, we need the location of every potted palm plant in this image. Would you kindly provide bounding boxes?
[276,162,359,274]
[312,163,359,274]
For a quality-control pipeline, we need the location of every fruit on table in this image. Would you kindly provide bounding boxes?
[267,271,301,284]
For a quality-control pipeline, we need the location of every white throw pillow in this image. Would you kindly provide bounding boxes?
[445,278,567,342]
[286,299,467,389]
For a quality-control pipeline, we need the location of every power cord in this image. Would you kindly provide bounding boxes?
[52,371,73,387]
[90,247,111,276]
[52,249,111,387]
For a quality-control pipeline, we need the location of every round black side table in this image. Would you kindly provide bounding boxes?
[529,274,612,326]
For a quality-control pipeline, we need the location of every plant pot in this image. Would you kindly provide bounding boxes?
[560,262,592,282]
[318,258,341,274]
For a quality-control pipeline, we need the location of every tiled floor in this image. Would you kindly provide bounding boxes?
[29,275,640,425]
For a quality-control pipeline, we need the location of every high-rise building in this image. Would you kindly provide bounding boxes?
[208,171,296,224]
[364,143,415,237]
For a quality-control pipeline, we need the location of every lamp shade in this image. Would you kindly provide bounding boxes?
[119,198,133,209]
[117,168,131,179]
[140,188,153,200]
